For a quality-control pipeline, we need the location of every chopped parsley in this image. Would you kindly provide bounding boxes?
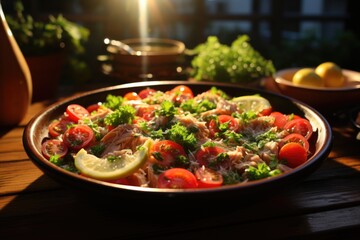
[156,100,176,118]
[166,122,197,151]
[104,105,136,127]
[103,94,124,110]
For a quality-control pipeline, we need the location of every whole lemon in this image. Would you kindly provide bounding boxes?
[315,62,345,87]
[292,68,325,87]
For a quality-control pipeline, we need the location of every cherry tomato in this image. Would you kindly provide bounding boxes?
[280,133,310,153]
[86,103,101,114]
[284,118,313,140]
[195,166,223,188]
[62,124,94,150]
[137,105,156,121]
[270,111,289,129]
[124,91,141,100]
[287,114,302,121]
[195,146,226,168]
[41,139,68,159]
[169,85,194,105]
[279,142,307,168]
[260,107,273,116]
[138,88,156,99]
[208,115,239,137]
[170,85,194,97]
[48,118,74,137]
[107,174,143,186]
[157,168,198,189]
[66,104,89,123]
[150,140,187,167]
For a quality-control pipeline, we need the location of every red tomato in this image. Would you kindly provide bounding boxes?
[280,133,310,153]
[208,115,239,137]
[137,105,156,121]
[279,142,307,168]
[48,118,74,137]
[270,111,289,129]
[41,139,68,159]
[107,174,143,186]
[195,146,226,168]
[288,114,302,121]
[150,140,187,167]
[138,88,156,99]
[195,166,223,188]
[284,118,313,140]
[260,107,273,116]
[66,104,89,123]
[62,124,94,150]
[124,92,141,100]
[169,85,194,105]
[86,103,101,113]
[157,168,198,189]
[170,85,194,97]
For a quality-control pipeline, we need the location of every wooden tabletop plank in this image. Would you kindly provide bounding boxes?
[1,188,360,239]
[0,161,60,195]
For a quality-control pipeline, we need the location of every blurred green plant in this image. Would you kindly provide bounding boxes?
[188,35,276,83]
[5,0,91,83]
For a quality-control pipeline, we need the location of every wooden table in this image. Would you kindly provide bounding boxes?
[1,85,360,240]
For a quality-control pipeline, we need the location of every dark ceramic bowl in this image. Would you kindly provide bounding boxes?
[23,81,332,201]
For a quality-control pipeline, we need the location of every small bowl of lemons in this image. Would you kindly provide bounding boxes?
[273,62,360,111]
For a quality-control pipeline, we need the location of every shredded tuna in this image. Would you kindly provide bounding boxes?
[101,124,149,156]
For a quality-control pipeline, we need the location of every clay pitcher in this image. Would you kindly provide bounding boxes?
[0,2,32,126]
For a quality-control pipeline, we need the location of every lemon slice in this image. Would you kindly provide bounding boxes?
[74,139,152,180]
[231,95,271,113]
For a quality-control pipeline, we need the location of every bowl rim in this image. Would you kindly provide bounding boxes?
[107,38,186,56]
[274,67,360,91]
[22,81,333,199]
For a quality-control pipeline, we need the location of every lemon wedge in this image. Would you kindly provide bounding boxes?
[231,95,271,114]
[74,139,152,180]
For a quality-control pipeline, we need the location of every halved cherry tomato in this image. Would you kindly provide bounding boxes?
[195,166,223,188]
[195,146,226,168]
[137,105,157,121]
[107,174,143,186]
[157,168,198,189]
[280,133,310,153]
[124,92,141,100]
[208,115,239,137]
[279,142,307,168]
[169,85,194,105]
[86,103,101,114]
[66,104,89,123]
[138,88,156,99]
[270,111,288,129]
[260,107,273,116]
[287,114,302,121]
[150,140,187,167]
[62,124,94,150]
[48,118,74,137]
[170,85,194,98]
[284,118,313,140]
[41,139,68,159]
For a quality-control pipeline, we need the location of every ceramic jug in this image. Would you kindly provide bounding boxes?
[0,2,32,126]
